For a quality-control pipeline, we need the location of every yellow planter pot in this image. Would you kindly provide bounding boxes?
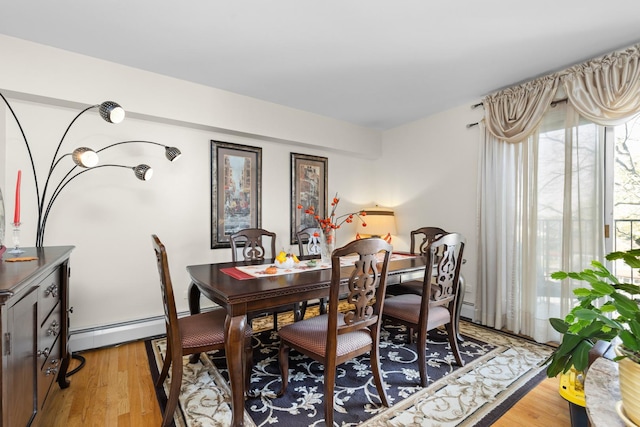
[616,345,640,426]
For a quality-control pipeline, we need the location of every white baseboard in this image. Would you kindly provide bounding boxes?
[70,302,476,353]
[69,315,169,352]
[461,302,474,322]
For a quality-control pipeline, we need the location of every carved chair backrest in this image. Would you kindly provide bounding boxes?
[230,228,277,262]
[410,227,448,256]
[423,233,465,310]
[296,227,322,256]
[327,238,393,338]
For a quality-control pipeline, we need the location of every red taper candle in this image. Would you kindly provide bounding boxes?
[14,170,21,224]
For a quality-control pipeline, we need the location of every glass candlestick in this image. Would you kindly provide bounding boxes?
[8,222,25,254]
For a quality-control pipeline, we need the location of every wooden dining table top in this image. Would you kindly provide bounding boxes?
[187,253,427,314]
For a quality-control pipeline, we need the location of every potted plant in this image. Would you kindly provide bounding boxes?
[546,249,640,425]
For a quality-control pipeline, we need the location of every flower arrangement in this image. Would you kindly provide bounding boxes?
[297,193,367,241]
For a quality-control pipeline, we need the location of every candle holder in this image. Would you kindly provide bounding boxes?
[8,222,25,254]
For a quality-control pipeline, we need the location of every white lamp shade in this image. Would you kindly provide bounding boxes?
[72,147,99,168]
[357,207,397,237]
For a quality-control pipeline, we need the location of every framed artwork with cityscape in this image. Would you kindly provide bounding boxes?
[211,140,262,248]
[290,153,328,245]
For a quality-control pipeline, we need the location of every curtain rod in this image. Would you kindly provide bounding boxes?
[465,98,568,128]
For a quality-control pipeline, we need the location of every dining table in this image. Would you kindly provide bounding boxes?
[186,253,428,427]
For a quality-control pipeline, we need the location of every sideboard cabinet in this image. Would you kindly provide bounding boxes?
[0,246,74,427]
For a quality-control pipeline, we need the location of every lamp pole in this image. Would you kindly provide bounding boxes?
[0,93,180,247]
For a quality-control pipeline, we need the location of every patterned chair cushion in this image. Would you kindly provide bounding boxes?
[179,309,253,350]
[278,313,373,358]
[383,294,450,330]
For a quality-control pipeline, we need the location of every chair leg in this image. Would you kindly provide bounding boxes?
[162,356,183,427]
[319,297,327,315]
[156,342,172,387]
[277,343,290,397]
[446,321,464,367]
[299,301,308,319]
[370,333,389,407]
[324,362,336,427]
[417,327,429,388]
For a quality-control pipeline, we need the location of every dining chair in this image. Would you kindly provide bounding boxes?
[230,227,278,262]
[296,227,326,318]
[385,226,448,297]
[230,227,302,329]
[151,234,254,427]
[382,232,466,387]
[277,237,393,426]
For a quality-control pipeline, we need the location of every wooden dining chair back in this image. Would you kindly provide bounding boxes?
[152,234,253,427]
[383,232,466,387]
[230,228,277,262]
[296,227,325,318]
[386,226,449,298]
[411,226,448,255]
[229,227,301,329]
[296,227,322,256]
[277,237,393,426]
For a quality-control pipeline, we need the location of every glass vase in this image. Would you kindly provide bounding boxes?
[320,228,335,264]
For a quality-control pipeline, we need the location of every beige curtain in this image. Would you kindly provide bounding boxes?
[477,42,638,342]
[563,45,640,126]
[484,75,558,143]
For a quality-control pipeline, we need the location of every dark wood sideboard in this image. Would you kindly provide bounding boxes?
[0,246,74,427]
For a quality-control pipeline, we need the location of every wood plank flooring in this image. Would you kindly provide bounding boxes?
[35,340,573,426]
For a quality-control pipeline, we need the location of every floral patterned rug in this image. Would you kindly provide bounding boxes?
[146,317,553,427]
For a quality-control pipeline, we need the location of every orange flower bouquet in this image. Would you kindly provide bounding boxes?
[298,193,367,262]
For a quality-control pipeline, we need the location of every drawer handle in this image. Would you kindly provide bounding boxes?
[45,367,58,376]
[37,348,50,358]
[47,320,60,336]
[44,283,58,298]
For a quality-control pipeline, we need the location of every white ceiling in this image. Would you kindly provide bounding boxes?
[2,1,640,130]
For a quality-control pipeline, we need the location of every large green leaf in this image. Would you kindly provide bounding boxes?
[611,293,640,319]
[549,318,569,333]
[554,334,585,357]
[619,329,640,352]
[590,281,615,296]
[615,283,640,294]
[572,340,593,371]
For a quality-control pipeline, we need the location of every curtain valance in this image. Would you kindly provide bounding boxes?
[484,43,640,142]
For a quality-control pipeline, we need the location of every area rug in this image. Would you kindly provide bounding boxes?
[146,318,553,427]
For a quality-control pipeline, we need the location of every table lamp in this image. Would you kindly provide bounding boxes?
[356,206,396,243]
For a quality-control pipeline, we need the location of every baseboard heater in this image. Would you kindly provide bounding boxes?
[70,302,476,353]
[69,312,183,352]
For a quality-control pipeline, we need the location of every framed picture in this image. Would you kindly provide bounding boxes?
[211,140,262,248]
[290,153,328,244]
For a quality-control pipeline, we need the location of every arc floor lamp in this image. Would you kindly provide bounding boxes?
[0,93,181,247]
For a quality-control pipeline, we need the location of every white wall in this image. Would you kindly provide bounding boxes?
[380,104,484,316]
[0,35,380,332]
[1,34,485,347]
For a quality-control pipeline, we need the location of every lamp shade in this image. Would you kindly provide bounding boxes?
[357,207,397,237]
[98,101,125,124]
[72,147,99,168]
[133,164,153,181]
[164,146,182,161]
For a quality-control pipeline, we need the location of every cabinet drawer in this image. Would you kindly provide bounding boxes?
[38,302,61,369]
[37,336,61,410]
[38,270,61,327]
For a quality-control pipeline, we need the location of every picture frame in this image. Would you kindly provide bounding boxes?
[211,140,262,248]
[290,153,328,245]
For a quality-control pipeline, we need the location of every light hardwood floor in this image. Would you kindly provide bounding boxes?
[35,340,573,427]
